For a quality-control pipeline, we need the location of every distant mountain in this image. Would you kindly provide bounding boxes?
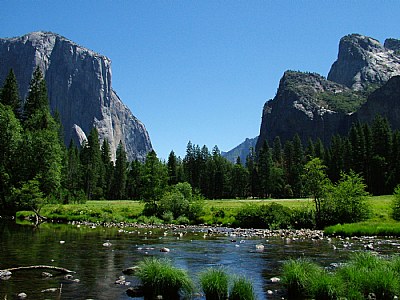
[221,137,258,164]
[255,34,400,154]
[0,31,152,161]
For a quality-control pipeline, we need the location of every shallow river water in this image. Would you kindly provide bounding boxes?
[1,221,400,300]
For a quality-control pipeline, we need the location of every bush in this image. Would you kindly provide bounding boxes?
[136,257,193,299]
[291,207,316,229]
[321,171,370,226]
[229,276,256,300]
[391,185,400,220]
[200,267,229,300]
[157,182,205,223]
[234,203,292,229]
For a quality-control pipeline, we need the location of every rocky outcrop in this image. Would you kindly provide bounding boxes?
[0,31,152,161]
[255,34,400,154]
[328,34,400,91]
[256,71,355,152]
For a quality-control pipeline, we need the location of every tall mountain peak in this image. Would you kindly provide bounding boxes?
[328,33,400,90]
[0,31,152,161]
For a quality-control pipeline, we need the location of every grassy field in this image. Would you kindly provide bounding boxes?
[16,195,400,236]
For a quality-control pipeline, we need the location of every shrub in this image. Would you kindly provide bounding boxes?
[321,171,370,226]
[200,267,229,300]
[229,276,256,300]
[136,257,193,299]
[157,182,205,222]
[291,207,316,229]
[391,185,400,220]
[234,203,292,229]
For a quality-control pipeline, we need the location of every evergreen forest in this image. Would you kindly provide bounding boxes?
[1,68,400,216]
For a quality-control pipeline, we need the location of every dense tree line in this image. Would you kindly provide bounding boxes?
[1,68,400,217]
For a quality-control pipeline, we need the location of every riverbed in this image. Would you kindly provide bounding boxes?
[1,221,400,299]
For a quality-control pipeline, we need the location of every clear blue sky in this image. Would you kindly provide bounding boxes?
[1,1,399,160]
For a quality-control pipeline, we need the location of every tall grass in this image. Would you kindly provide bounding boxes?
[199,267,229,300]
[282,258,322,298]
[229,276,256,300]
[282,253,400,300]
[136,257,193,299]
[324,221,400,237]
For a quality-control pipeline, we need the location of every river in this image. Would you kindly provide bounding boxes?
[1,221,400,299]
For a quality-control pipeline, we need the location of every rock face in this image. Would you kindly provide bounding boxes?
[0,31,152,161]
[328,34,400,91]
[255,34,400,154]
[221,136,258,164]
[256,71,354,152]
[356,75,400,129]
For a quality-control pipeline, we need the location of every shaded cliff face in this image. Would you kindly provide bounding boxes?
[328,34,400,91]
[0,31,152,161]
[256,71,355,152]
[355,76,400,129]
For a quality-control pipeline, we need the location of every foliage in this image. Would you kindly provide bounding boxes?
[199,267,229,300]
[302,157,330,227]
[157,182,205,223]
[317,90,366,113]
[136,257,193,299]
[391,184,400,220]
[234,202,292,229]
[322,171,371,226]
[12,178,46,214]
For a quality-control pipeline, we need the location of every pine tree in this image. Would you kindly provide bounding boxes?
[167,150,178,185]
[231,158,249,198]
[126,159,142,200]
[258,140,273,198]
[80,128,102,199]
[0,69,21,119]
[0,104,22,212]
[246,147,260,198]
[24,67,51,129]
[101,139,113,198]
[63,140,82,203]
[272,136,283,165]
[112,141,127,199]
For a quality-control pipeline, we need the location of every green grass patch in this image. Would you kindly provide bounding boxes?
[324,220,400,237]
[136,257,193,299]
[199,267,229,300]
[282,253,400,299]
[229,276,256,300]
[38,200,144,223]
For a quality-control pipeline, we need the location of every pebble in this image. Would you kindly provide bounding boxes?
[17,293,27,299]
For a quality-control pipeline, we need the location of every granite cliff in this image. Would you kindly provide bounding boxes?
[328,34,400,90]
[0,31,152,161]
[255,34,400,154]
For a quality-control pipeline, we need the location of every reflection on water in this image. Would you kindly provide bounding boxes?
[1,221,400,299]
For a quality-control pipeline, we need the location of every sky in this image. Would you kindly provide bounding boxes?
[1,1,399,160]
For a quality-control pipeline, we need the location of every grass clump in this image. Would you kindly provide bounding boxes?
[199,267,229,300]
[136,257,193,299]
[229,276,256,300]
[282,253,400,300]
[282,258,322,298]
